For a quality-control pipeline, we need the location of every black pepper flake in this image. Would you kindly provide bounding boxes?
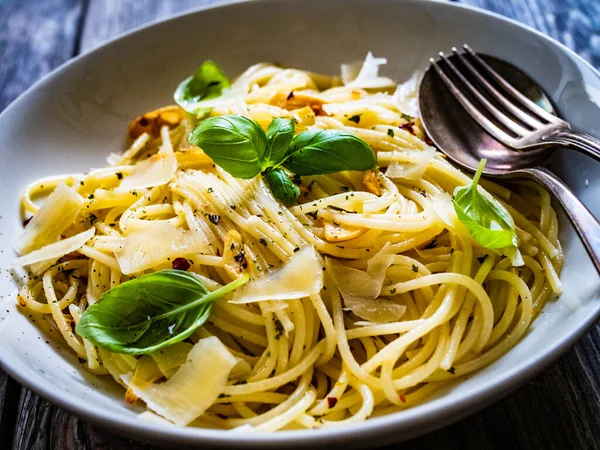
[172,257,190,271]
[341,185,350,192]
[293,247,300,253]
[287,91,295,100]
[387,128,395,138]
[411,264,418,273]
[234,251,245,263]
[230,205,236,210]
[450,248,455,254]
[424,239,437,249]
[307,211,318,220]
[390,288,397,294]
[88,194,94,200]
[23,217,33,227]
[207,187,214,193]
[327,397,338,408]
[447,367,456,375]
[477,254,488,264]
[348,114,361,124]
[274,319,284,340]
[116,172,123,180]
[89,214,98,224]
[259,238,268,246]
[207,214,220,225]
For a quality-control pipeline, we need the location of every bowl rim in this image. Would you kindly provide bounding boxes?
[1,0,599,446]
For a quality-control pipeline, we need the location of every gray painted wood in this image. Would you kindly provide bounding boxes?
[1,0,599,448]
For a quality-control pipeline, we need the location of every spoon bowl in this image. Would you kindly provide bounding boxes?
[419,51,600,271]
[418,54,554,175]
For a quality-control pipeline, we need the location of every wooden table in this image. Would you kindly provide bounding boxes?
[1,0,599,448]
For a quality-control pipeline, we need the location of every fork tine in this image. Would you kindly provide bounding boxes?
[430,57,520,146]
[463,44,560,124]
[438,52,530,137]
[453,48,543,129]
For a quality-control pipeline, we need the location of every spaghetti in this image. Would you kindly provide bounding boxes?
[15,56,563,430]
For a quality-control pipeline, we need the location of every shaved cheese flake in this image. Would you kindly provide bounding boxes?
[15,183,84,255]
[384,147,436,181]
[123,336,237,426]
[341,52,395,89]
[150,341,193,379]
[230,246,323,304]
[13,228,95,274]
[326,244,405,323]
[98,348,137,388]
[393,71,422,118]
[139,411,175,426]
[433,192,471,237]
[117,129,177,192]
[115,222,210,274]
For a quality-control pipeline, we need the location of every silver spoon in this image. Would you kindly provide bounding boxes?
[418,53,600,273]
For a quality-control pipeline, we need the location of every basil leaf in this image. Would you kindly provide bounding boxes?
[283,129,377,175]
[189,115,267,179]
[265,118,295,168]
[174,61,230,117]
[75,270,248,355]
[264,168,300,206]
[453,159,518,249]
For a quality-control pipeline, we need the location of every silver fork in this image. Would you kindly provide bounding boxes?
[430,44,600,161]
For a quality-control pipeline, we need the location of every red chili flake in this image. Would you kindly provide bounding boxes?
[327,397,338,408]
[399,394,407,403]
[172,257,190,271]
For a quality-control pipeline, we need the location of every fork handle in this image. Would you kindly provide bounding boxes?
[543,129,600,162]
[518,166,600,273]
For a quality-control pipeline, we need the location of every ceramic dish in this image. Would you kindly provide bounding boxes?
[0,0,599,448]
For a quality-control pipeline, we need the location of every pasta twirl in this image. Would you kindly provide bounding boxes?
[14,56,563,431]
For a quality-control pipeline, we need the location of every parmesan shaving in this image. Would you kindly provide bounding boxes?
[230,246,323,304]
[123,337,237,426]
[13,228,95,274]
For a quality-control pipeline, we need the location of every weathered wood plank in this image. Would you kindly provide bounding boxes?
[0,0,84,110]
[460,0,600,67]
[2,0,600,449]
[0,0,85,447]
[79,0,222,52]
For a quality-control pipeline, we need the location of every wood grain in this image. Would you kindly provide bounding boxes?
[0,0,85,110]
[1,0,599,449]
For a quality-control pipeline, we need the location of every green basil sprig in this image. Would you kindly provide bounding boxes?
[189,115,266,178]
[263,168,301,207]
[284,129,376,175]
[75,270,248,355]
[189,114,377,205]
[174,61,230,117]
[453,159,518,250]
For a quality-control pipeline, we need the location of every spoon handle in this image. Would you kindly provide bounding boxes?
[544,129,600,162]
[519,166,600,273]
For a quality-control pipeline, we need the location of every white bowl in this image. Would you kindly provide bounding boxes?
[0,0,599,447]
